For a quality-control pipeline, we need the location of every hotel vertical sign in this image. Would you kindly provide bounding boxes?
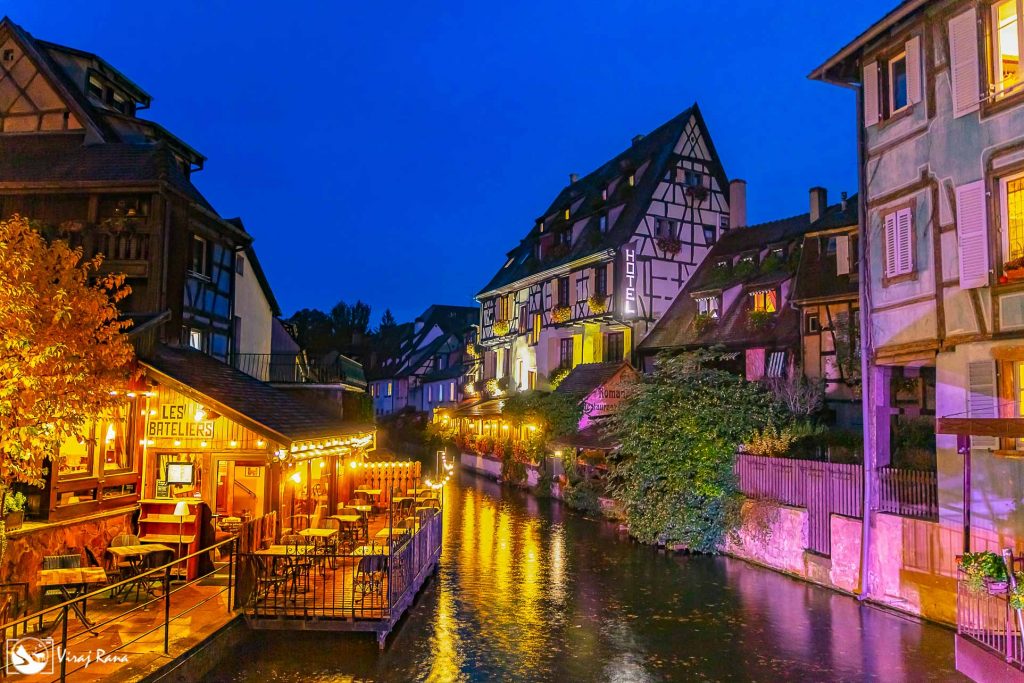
[619,242,638,319]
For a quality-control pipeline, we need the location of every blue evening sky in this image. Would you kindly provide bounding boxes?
[10,1,893,323]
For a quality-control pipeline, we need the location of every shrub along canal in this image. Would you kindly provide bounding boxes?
[213,470,962,681]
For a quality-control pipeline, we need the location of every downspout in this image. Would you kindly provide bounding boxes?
[854,83,874,602]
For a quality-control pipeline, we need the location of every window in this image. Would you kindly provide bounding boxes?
[517,360,524,390]
[601,187,608,201]
[87,75,103,99]
[627,174,635,187]
[703,225,716,245]
[993,1,1023,96]
[888,51,909,113]
[719,214,730,233]
[594,265,607,296]
[766,351,787,378]
[190,235,208,276]
[599,214,608,232]
[697,296,719,318]
[606,332,625,361]
[58,427,94,479]
[528,369,537,390]
[557,230,572,246]
[805,313,821,334]
[557,277,570,306]
[386,382,393,397]
[684,170,703,188]
[883,208,914,278]
[1002,172,1024,263]
[751,289,778,313]
[530,313,541,345]
[559,338,574,368]
[2,49,13,62]
[189,328,203,350]
[655,218,676,238]
[236,254,245,275]
[450,382,456,402]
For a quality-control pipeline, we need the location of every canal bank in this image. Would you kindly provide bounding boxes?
[208,470,962,681]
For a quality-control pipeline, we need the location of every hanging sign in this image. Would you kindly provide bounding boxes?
[618,242,639,318]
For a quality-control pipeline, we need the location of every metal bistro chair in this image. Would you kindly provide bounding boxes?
[280,533,312,597]
[250,554,291,612]
[337,506,367,547]
[127,548,175,603]
[313,517,341,571]
[352,554,387,612]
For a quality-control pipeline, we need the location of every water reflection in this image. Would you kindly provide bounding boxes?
[216,471,962,682]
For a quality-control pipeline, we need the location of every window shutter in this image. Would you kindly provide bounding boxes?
[906,36,923,105]
[949,8,980,118]
[884,212,898,277]
[896,208,913,275]
[957,180,990,289]
[836,235,851,275]
[967,361,998,450]
[863,61,880,127]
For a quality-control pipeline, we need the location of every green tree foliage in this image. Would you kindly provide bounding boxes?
[501,391,582,440]
[609,350,783,552]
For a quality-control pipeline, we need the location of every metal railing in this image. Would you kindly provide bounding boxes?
[877,467,939,521]
[231,352,360,386]
[2,536,237,682]
[237,507,443,625]
[957,554,1024,668]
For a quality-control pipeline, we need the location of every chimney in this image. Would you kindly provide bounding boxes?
[841,191,849,211]
[632,134,644,146]
[810,187,828,223]
[729,179,747,229]
[569,173,578,184]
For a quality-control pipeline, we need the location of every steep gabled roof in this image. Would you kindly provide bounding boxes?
[368,305,477,381]
[792,196,859,304]
[478,104,727,296]
[554,361,634,397]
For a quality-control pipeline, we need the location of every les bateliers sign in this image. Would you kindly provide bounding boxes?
[146,404,215,439]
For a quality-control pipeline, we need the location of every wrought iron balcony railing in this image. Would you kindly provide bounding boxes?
[232,353,362,387]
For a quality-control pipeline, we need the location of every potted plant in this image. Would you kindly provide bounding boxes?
[685,185,709,202]
[3,492,26,532]
[1005,257,1024,281]
[492,320,512,337]
[959,551,1009,594]
[1010,574,1024,610]
[656,236,682,255]
[587,294,609,315]
[692,312,715,335]
[747,310,774,331]
[552,305,572,324]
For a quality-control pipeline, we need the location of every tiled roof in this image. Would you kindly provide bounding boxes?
[141,344,373,444]
[792,199,859,304]
[554,361,633,396]
[478,104,728,295]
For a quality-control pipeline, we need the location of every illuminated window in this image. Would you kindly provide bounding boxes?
[449,382,455,401]
[101,408,132,473]
[751,289,778,313]
[189,329,203,351]
[805,313,821,334]
[599,214,608,232]
[58,427,95,479]
[697,297,719,318]
[564,208,570,220]
[1001,172,1024,263]
[387,382,393,397]
[528,369,537,390]
[530,313,541,345]
[993,0,1022,96]
[888,51,908,113]
[87,75,103,99]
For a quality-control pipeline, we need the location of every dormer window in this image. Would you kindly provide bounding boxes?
[751,289,778,313]
[557,230,571,246]
[538,220,545,234]
[741,253,758,266]
[697,296,720,319]
[602,187,609,201]
[87,75,103,100]
[628,174,635,187]
[564,208,570,220]
[110,91,131,115]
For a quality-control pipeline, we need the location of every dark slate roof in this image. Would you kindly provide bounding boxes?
[554,361,632,396]
[478,104,728,295]
[0,134,217,213]
[369,305,477,381]
[141,344,373,444]
[792,196,859,304]
[419,364,470,383]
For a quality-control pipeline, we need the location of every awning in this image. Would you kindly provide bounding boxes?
[550,424,618,451]
[141,344,375,452]
[450,398,504,418]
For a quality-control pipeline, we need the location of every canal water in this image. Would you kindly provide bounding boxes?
[214,471,963,682]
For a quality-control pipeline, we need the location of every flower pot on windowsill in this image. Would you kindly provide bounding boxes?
[4,510,24,531]
[1005,267,1024,282]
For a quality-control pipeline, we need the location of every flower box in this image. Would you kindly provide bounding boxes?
[587,295,609,315]
[492,320,512,337]
[656,236,682,255]
[1006,267,1024,282]
[4,510,23,532]
[552,306,572,324]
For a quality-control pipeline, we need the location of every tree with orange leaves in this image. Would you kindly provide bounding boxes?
[0,215,136,552]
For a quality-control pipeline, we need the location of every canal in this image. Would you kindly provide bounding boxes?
[215,471,963,681]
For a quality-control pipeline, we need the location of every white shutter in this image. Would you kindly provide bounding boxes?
[884,212,898,277]
[949,8,980,118]
[837,234,851,275]
[896,208,914,275]
[967,360,998,450]
[906,36,923,105]
[957,180,990,289]
[863,61,880,127]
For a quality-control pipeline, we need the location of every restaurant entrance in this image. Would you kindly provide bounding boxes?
[214,457,267,520]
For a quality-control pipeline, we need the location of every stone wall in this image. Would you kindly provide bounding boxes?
[2,508,135,603]
[724,498,969,625]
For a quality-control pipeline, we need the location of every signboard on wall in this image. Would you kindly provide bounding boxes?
[617,242,638,319]
[146,404,215,439]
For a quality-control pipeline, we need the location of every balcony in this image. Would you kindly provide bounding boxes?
[956,562,1024,681]
[232,353,362,387]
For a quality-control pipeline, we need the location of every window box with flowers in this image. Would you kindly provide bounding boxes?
[492,320,512,337]
[959,551,1010,595]
[466,342,480,357]
[692,312,716,335]
[552,305,572,324]
[587,294,609,315]
[549,365,572,389]
[656,236,682,255]
[685,185,709,202]
[1004,257,1024,282]
[747,310,774,331]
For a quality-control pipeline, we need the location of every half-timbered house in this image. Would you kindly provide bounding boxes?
[475,104,740,393]
[813,1,1024,675]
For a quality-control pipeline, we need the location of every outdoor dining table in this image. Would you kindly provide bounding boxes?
[106,543,175,601]
[39,567,107,635]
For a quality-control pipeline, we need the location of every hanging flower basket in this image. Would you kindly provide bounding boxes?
[492,320,512,337]
[552,305,572,324]
[686,185,709,202]
[587,294,609,315]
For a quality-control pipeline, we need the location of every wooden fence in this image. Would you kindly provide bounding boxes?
[734,454,938,555]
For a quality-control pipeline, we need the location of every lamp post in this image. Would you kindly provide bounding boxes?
[172,500,190,580]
